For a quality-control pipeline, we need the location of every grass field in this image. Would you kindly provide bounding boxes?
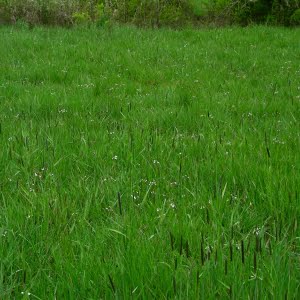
[0,25,299,299]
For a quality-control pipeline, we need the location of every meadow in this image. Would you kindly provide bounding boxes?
[0,25,299,299]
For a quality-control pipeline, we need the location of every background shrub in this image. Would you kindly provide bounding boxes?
[104,0,197,27]
[0,0,107,26]
[290,7,300,25]
[0,0,299,27]
[232,0,300,25]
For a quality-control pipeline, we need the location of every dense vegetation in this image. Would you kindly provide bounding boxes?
[0,25,299,298]
[0,0,300,27]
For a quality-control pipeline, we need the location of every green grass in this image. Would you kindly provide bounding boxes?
[0,24,299,299]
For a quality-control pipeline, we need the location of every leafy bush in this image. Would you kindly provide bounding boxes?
[290,8,300,25]
[72,11,91,24]
[0,0,108,26]
[0,0,73,25]
[231,0,300,25]
[0,0,299,26]
[105,0,197,27]
[270,0,299,25]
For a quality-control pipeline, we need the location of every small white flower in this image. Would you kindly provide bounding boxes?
[253,227,261,236]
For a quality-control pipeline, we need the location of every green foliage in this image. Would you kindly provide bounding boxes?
[201,0,231,15]
[0,0,74,25]
[290,8,300,25]
[0,0,300,26]
[0,0,108,26]
[269,0,299,25]
[72,11,90,24]
[232,0,300,25]
[105,0,197,27]
[232,0,270,25]
[95,2,110,26]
